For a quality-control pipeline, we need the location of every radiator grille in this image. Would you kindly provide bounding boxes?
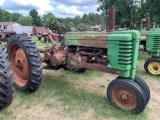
[118,40,133,65]
[153,36,160,49]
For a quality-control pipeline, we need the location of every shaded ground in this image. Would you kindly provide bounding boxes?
[0,53,160,120]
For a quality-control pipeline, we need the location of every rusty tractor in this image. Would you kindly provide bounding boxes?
[6,7,150,114]
[0,45,14,110]
[0,29,16,48]
[33,26,59,43]
[139,13,160,76]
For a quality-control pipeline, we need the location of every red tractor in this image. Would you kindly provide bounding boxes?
[33,26,59,43]
[0,29,16,48]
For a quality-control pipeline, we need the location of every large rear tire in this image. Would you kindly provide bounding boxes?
[0,45,14,109]
[7,34,43,92]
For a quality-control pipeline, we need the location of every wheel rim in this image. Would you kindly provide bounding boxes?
[1,41,7,48]
[148,62,160,75]
[112,86,137,110]
[8,44,29,87]
[41,37,44,42]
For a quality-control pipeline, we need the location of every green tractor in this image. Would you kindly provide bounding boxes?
[6,7,150,114]
[139,13,160,76]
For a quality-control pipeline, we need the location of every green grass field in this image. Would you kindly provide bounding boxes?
[0,36,159,120]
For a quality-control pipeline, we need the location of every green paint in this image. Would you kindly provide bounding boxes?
[64,30,140,80]
[146,32,160,57]
[109,30,140,80]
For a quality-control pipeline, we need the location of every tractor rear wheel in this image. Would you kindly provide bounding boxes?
[7,34,43,92]
[107,78,147,114]
[0,45,14,109]
[0,38,9,48]
[144,57,160,76]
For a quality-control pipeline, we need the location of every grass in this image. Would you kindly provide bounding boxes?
[32,36,52,48]
[0,36,159,120]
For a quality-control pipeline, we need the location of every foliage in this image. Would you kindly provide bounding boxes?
[73,15,81,27]
[143,0,160,22]
[42,12,55,29]
[0,8,12,22]
[29,9,42,26]
[1,1,160,30]
[18,16,33,26]
[12,13,22,22]
[77,23,90,28]
[97,0,149,29]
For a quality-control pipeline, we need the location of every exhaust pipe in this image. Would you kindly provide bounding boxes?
[108,6,115,32]
[145,13,150,31]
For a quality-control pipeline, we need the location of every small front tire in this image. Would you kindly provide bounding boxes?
[107,78,147,114]
[134,75,150,104]
[144,57,160,76]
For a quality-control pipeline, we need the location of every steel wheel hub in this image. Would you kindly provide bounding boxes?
[148,62,160,75]
[112,87,137,110]
[9,44,29,87]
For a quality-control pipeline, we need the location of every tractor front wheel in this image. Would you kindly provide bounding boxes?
[40,36,46,43]
[144,57,160,76]
[107,78,147,114]
[134,75,150,104]
[7,34,43,92]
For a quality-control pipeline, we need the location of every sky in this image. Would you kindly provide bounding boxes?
[0,0,99,18]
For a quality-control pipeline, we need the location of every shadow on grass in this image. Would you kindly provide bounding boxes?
[36,72,148,120]
[2,70,148,120]
[138,52,150,61]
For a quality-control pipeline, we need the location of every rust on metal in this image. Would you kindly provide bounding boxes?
[33,27,50,35]
[70,61,121,76]
[44,52,51,60]
[48,33,56,45]
[8,44,29,87]
[33,26,59,41]
[79,49,103,57]
[16,60,23,71]
[71,53,80,61]
[108,6,115,32]
[77,34,109,48]
[112,87,137,110]
[50,50,66,66]
[145,13,150,31]
[39,45,55,53]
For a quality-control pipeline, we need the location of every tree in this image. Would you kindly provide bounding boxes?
[18,16,33,26]
[97,0,144,29]
[77,23,90,28]
[67,22,75,27]
[97,0,116,13]
[12,13,22,22]
[29,9,42,26]
[73,15,81,27]
[2,11,12,22]
[0,8,12,22]
[144,0,160,22]
[82,13,90,24]
[42,12,55,29]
